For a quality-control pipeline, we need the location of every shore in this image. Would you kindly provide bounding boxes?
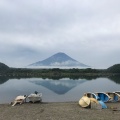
[0,102,120,120]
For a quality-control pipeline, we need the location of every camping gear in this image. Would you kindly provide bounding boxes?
[79,96,90,108]
[28,93,42,103]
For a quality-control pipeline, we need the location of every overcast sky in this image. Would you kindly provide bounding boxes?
[0,0,120,68]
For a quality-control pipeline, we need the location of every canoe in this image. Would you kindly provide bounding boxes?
[95,92,111,102]
[115,91,120,95]
[84,92,99,100]
[106,92,120,102]
[114,91,120,101]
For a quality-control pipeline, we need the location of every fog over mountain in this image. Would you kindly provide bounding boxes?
[28,52,89,68]
[0,0,120,68]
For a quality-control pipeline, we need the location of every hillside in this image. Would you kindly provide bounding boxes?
[107,64,120,73]
[28,52,89,68]
[0,62,9,71]
[0,62,120,78]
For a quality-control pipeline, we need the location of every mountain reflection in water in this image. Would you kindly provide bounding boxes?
[0,77,120,104]
[30,78,87,94]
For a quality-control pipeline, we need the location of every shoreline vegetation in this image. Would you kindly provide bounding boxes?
[0,63,120,78]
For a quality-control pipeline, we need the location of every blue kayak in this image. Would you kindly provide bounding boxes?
[106,92,120,102]
[95,92,111,102]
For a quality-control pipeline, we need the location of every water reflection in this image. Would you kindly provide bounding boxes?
[0,75,120,85]
[108,75,120,84]
[30,78,87,94]
[0,77,9,84]
[0,76,120,103]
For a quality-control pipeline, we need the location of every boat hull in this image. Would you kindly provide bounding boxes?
[106,92,120,102]
[84,92,107,109]
[98,100,107,109]
[84,92,99,100]
[79,96,90,108]
[95,92,110,102]
[28,93,42,103]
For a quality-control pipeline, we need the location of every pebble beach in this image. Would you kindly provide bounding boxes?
[0,102,120,120]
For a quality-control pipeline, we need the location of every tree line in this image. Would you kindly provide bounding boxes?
[0,62,120,78]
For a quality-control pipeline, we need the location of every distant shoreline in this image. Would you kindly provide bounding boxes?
[1,63,120,78]
[1,67,120,78]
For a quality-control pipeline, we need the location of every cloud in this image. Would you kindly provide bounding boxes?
[0,0,120,68]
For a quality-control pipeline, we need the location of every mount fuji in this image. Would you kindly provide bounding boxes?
[28,52,89,68]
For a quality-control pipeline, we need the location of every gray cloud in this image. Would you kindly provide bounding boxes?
[0,0,120,68]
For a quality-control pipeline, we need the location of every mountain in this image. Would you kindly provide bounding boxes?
[107,64,120,73]
[28,52,89,68]
[0,62,9,71]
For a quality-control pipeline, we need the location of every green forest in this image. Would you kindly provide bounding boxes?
[0,62,120,79]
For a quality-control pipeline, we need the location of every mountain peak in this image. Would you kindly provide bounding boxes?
[54,52,68,56]
[28,52,89,68]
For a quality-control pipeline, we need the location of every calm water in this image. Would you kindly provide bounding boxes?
[0,76,120,104]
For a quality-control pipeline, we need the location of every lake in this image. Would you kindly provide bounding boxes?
[0,76,120,104]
